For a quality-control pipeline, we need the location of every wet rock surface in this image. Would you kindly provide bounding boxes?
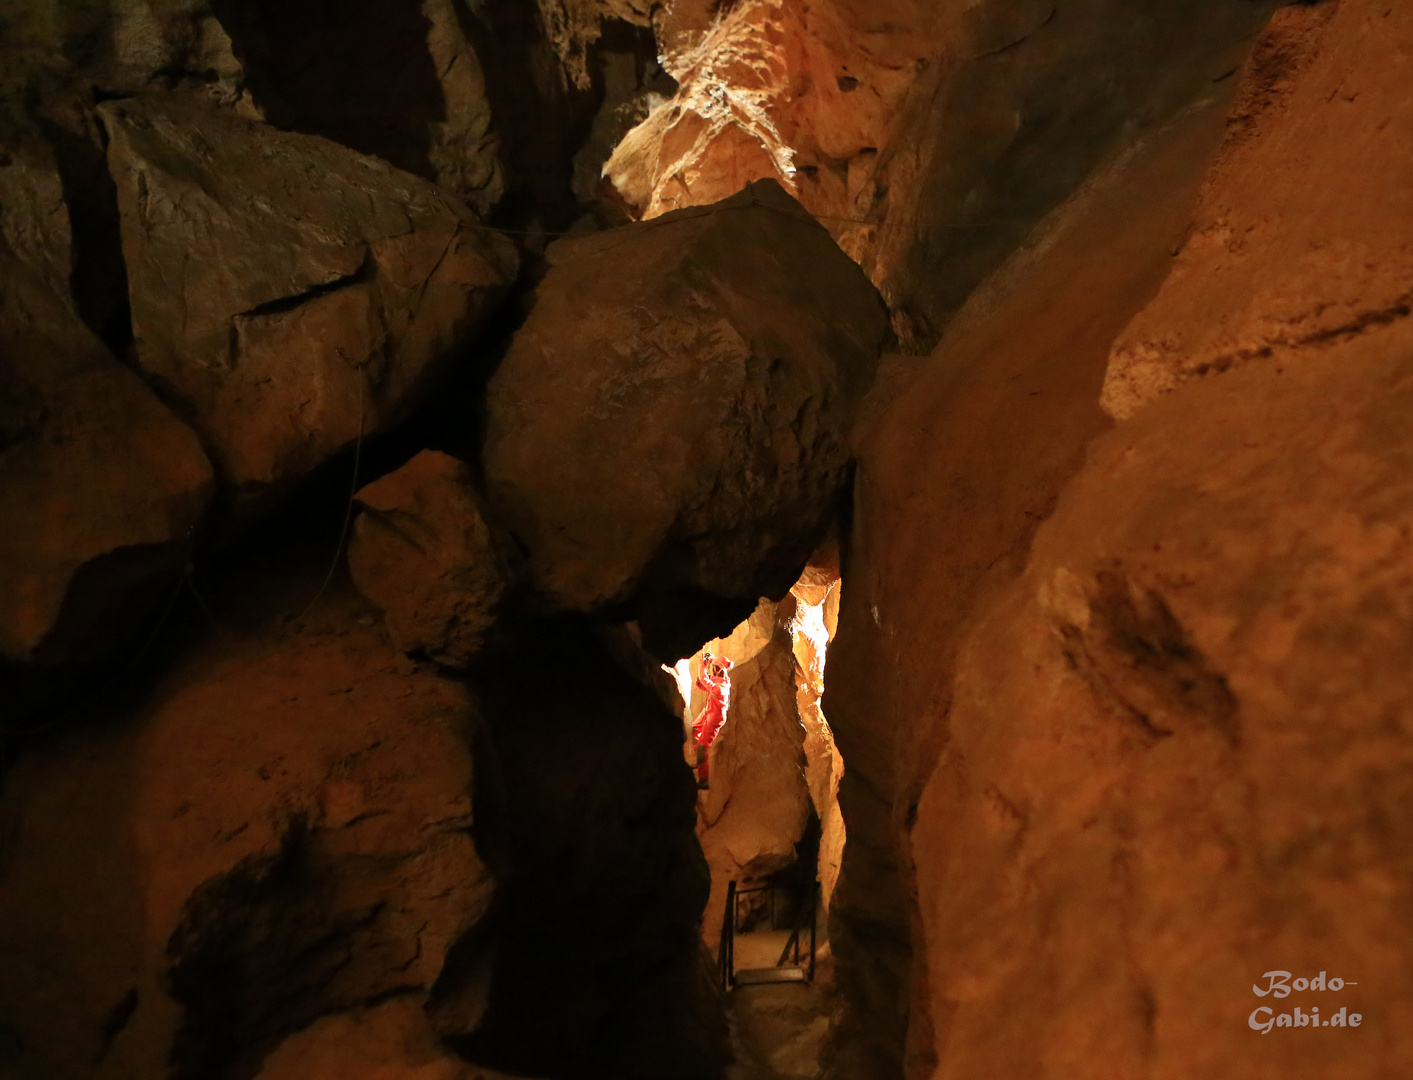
[349,450,512,668]
[101,92,517,522]
[484,179,888,659]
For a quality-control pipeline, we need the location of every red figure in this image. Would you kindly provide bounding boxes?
[692,652,733,787]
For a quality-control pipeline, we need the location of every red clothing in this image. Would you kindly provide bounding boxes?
[691,660,733,782]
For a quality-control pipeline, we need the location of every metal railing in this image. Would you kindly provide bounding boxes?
[718,877,819,991]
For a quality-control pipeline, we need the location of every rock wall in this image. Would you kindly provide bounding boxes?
[0,587,492,1080]
[696,624,814,940]
[827,1,1413,1078]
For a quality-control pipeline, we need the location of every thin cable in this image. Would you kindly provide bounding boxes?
[294,379,366,623]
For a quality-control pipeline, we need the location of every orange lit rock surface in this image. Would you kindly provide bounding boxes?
[697,625,813,938]
[101,93,516,522]
[1102,3,1413,419]
[830,2,1413,1078]
[349,450,510,667]
[483,178,887,659]
[0,594,491,1080]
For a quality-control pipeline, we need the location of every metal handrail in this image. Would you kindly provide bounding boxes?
[717,878,819,991]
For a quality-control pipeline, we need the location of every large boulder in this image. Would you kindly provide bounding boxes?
[0,117,213,670]
[483,179,889,660]
[0,594,493,1080]
[348,450,511,668]
[100,93,517,523]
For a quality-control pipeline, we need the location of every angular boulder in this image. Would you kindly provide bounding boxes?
[348,450,510,667]
[0,117,214,669]
[99,93,517,522]
[483,179,889,659]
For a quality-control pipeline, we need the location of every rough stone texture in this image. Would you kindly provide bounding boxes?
[459,620,729,1080]
[0,118,213,669]
[790,577,845,913]
[604,0,1277,350]
[697,625,814,940]
[483,178,888,660]
[605,0,941,224]
[0,0,244,102]
[0,594,492,1080]
[914,310,1413,1080]
[101,92,517,521]
[822,58,1253,1080]
[349,450,510,668]
[1102,2,1408,419]
[211,0,504,215]
[829,3,1413,1079]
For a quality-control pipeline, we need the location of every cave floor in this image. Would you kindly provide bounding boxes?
[724,977,830,1080]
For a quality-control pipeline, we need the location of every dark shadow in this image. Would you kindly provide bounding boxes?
[452,618,729,1080]
[210,0,446,180]
[33,114,132,357]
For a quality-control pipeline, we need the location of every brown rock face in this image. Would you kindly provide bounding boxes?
[828,1,1413,1078]
[483,178,888,659]
[211,0,503,214]
[697,625,814,937]
[0,120,213,669]
[0,599,492,1080]
[1101,2,1408,419]
[915,316,1413,1079]
[100,93,517,522]
[348,450,510,668]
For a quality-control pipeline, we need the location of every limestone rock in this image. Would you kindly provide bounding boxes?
[100,93,518,522]
[829,2,1413,1076]
[1101,2,1410,418]
[697,627,813,939]
[821,55,1258,1080]
[0,600,492,1080]
[0,0,244,102]
[914,304,1413,1080]
[0,119,213,669]
[212,0,503,214]
[349,450,510,668]
[483,179,888,659]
